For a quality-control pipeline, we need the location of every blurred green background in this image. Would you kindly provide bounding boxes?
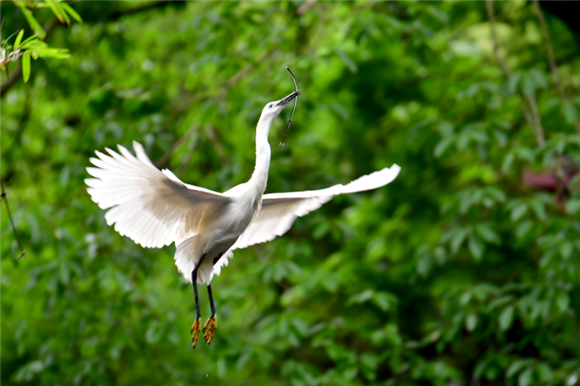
[1,1,579,385]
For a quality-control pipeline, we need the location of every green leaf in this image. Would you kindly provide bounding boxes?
[465,313,477,332]
[475,223,500,244]
[511,203,528,222]
[337,49,357,73]
[563,103,578,125]
[437,121,454,136]
[15,29,25,49]
[61,2,83,24]
[499,305,515,331]
[451,228,468,254]
[21,8,46,39]
[556,292,570,312]
[373,292,396,311]
[487,187,506,203]
[45,0,65,23]
[529,68,547,89]
[145,321,162,344]
[20,40,49,50]
[560,242,573,259]
[529,199,547,221]
[59,262,70,284]
[517,147,535,163]
[507,360,529,377]
[347,289,374,305]
[433,137,454,158]
[518,367,533,386]
[59,3,71,25]
[22,51,31,83]
[416,254,433,277]
[434,137,453,158]
[291,318,310,337]
[35,49,71,59]
[522,72,535,96]
[427,6,449,23]
[515,221,533,239]
[507,72,521,95]
[468,234,484,259]
[536,363,553,382]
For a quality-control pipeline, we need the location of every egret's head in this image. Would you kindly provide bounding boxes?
[259,91,300,123]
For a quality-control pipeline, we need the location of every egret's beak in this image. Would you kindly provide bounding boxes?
[276,90,300,107]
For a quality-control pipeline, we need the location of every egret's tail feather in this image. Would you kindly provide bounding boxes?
[212,250,234,276]
[175,236,201,283]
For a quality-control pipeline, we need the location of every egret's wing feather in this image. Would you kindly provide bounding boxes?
[231,164,401,250]
[85,141,230,248]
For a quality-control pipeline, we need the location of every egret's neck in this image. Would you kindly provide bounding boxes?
[250,116,273,193]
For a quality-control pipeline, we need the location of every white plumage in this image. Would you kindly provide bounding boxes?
[86,91,401,287]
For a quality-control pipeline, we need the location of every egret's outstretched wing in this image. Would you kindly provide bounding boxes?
[230,164,401,250]
[85,141,231,248]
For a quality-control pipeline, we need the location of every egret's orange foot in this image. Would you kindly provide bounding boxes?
[191,317,201,349]
[203,315,217,345]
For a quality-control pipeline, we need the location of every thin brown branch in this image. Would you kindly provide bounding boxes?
[176,135,200,175]
[527,94,545,144]
[486,0,511,78]
[173,48,276,117]
[155,124,199,168]
[0,65,22,97]
[163,50,276,172]
[222,48,276,92]
[532,0,580,134]
[486,0,544,145]
[1,179,26,260]
[295,0,318,17]
[204,125,227,165]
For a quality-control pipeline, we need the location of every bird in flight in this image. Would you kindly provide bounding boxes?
[86,83,401,348]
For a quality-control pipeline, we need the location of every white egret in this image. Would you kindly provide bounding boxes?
[85,88,401,348]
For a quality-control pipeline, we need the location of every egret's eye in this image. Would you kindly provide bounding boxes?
[269,104,273,108]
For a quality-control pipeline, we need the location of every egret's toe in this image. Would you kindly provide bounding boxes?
[203,315,217,345]
[191,317,201,349]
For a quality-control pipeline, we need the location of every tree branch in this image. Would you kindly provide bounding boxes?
[155,124,199,168]
[295,0,318,17]
[0,65,22,97]
[1,179,25,260]
[176,135,200,175]
[527,93,545,144]
[532,0,580,134]
[204,125,227,165]
[222,48,276,93]
[486,0,545,145]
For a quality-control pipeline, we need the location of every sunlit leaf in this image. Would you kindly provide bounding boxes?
[20,7,46,39]
[15,29,25,49]
[22,51,31,83]
[465,313,477,331]
[499,305,515,331]
[61,2,83,24]
[518,367,533,386]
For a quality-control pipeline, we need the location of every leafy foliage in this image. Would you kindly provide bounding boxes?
[1,1,80,83]
[1,2,579,385]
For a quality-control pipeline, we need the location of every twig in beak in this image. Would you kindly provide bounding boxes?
[280,67,300,146]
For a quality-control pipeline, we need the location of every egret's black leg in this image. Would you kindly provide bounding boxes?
[203,284,218,344]
[207,284,216,318]
[202,253,223,345]
[190,253,207,349]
